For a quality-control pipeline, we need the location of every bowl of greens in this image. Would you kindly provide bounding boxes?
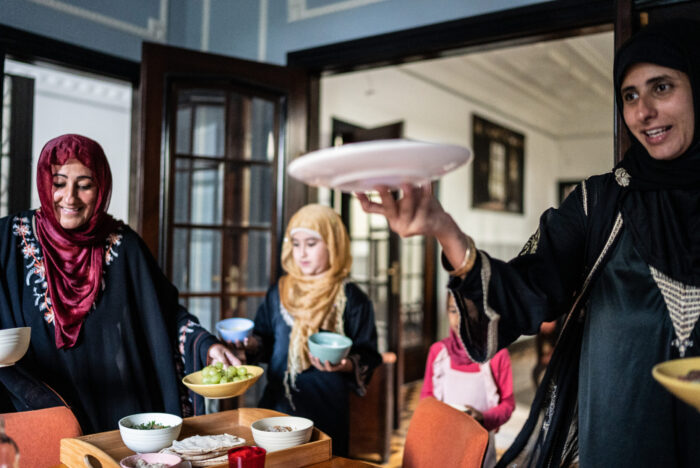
[118,412,182,453]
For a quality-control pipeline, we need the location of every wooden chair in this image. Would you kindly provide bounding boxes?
[402,396,489,468]
[2,406,82,467]
[348,351,396,463]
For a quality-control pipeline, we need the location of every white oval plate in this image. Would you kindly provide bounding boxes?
[288,139,471,193]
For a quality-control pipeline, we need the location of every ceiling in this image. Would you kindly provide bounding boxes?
[396,31,615,139]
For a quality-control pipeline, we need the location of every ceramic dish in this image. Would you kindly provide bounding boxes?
[307,332,352,365]
[216,317,254,342]
[118,412,183,453]
[119,452,182,468]
[287,139,471,193]
[250,416,313,452]
[652,356,700,411]
[0,327,31,367]
[182,365,263,399]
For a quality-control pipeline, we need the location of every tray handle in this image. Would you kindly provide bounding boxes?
[60,438,121,468]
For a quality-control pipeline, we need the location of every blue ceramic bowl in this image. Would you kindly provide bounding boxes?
[216,318,254,342]
[308,332,353,365]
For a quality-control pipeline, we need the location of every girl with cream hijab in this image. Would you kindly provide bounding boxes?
[245,204,381,456]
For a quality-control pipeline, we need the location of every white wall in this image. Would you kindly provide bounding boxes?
[5,60,132,222]
[321,65,613,339]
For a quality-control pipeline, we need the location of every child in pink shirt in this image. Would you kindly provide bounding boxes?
[421,292,515,467]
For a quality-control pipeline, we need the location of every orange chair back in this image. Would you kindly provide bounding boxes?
[402,397,489,468]
[2,406,82,467]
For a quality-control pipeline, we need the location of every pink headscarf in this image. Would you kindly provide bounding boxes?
[441,328,473,367]
[34,134,121,348]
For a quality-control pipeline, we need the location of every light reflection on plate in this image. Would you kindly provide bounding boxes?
[288,139,472,193]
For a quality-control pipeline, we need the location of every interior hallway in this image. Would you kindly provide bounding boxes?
[377,340,537,467]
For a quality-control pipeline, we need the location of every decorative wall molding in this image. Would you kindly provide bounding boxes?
[25,0,169,41]
[287,0,387,22]
[200,0,211,51]
[5,60,132,110]
[259,0,268,61]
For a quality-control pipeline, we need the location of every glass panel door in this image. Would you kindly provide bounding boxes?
[167,85,279,332]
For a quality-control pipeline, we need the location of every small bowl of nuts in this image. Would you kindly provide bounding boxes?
[250,416,313,452]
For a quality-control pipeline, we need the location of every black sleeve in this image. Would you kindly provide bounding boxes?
[448,181,590,362]
[342,283,382,396]
[248,284,278,364]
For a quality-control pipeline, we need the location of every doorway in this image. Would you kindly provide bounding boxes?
[1,59,132,220]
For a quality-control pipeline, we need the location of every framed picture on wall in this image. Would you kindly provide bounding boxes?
[558,180,580,205]
[471,115,525,214]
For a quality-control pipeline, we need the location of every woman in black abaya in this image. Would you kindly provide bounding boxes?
[358,19,700,467]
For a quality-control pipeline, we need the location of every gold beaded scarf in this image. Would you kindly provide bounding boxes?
[279,204,351,403]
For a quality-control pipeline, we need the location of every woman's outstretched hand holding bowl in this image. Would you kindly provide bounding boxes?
[308,354,354,373]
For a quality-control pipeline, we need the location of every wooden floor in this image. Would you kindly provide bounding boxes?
[380,380,422,467]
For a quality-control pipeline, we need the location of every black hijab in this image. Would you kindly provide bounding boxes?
[613,19,700,286]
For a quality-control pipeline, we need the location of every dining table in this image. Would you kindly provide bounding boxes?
[56,407,380,468]
[54,456,377,467]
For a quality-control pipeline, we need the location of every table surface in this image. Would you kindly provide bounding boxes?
[306,457,379,467]
[56,456,378,468]
[57,408,380,468]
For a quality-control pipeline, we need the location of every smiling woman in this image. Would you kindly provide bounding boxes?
[620,63,695,161]
[0,134,240,434]
[50,159,98,230]
[356,18,700,468]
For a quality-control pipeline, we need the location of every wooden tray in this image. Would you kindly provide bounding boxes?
[60,408,332,468]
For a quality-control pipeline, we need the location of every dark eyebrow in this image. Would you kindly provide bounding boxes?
[621,74,676,95]
[52,173,94,181]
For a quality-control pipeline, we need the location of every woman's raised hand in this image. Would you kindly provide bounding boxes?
[355,183,471,269]
[355,184,448,238]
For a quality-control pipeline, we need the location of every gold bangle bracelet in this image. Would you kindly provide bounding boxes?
[449,236,477,278]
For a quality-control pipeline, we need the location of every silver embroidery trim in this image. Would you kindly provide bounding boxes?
[649,266,700,357]
[518,229,540,256]
[582,178,589,217]
[614,167,631,187]
[567,213,623,320]
[478,251,500,361]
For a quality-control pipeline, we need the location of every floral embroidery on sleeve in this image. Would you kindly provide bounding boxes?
[12,215,122,324]
[178,319,204,362]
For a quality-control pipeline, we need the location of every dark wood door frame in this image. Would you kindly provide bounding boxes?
[288,0,618,73]
[288,0,643,171]
[0,24,139,84]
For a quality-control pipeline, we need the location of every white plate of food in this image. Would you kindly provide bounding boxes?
[288,139,471,193]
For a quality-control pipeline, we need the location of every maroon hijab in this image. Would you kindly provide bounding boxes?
[34,134,121,348]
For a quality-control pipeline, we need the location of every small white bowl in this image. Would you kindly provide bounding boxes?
[251,416,313,452]
[118,412,182,453]
[0,327,31,367]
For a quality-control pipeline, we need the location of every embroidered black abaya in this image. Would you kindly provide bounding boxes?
[0,212,216,433]
[449,19,700,468]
